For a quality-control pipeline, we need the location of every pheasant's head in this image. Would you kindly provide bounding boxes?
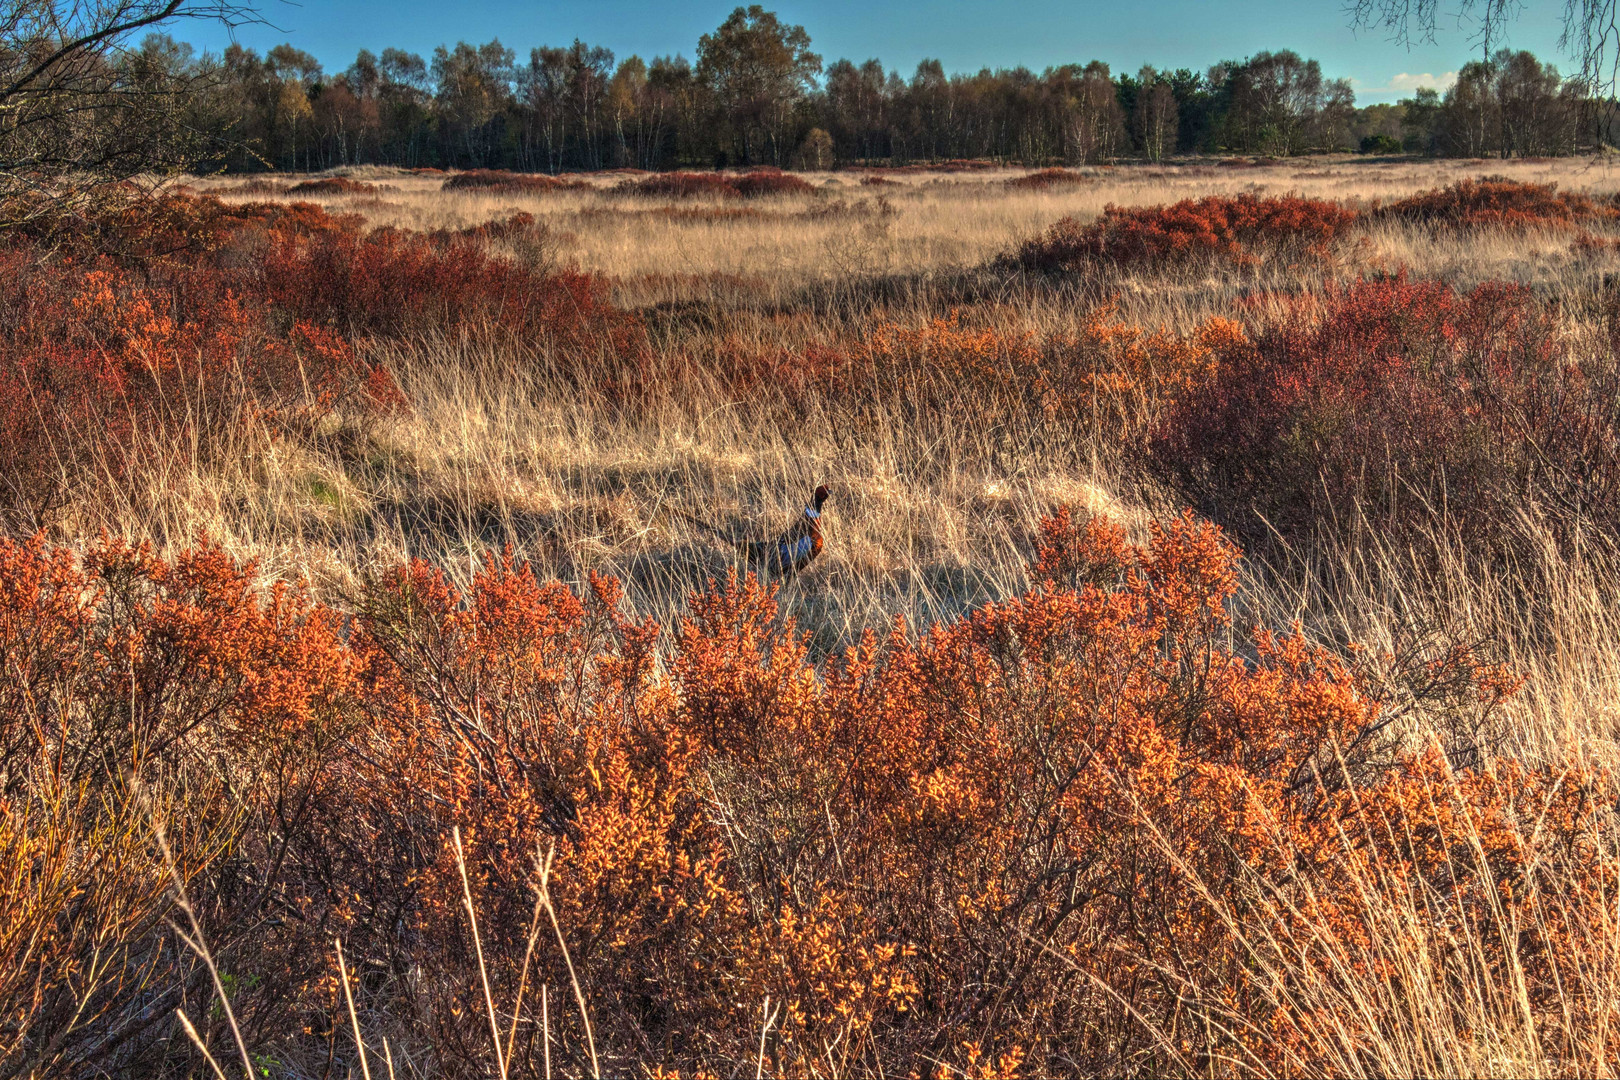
[812,484,831,511]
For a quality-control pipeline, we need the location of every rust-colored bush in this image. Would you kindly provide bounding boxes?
[0,248,390,526]
[619,168,815,199]
[0,191,643,524]
[0,534,364,1075]
[730,167,816,197]
[1382,176,1614,230]
[1012,193,1358,272]
[254,220,638,355]
[620,170,740,198]
[2,516,1609,1076]
[0,188,358,260]
[437,210,539,242]
[804,307,1238,436]
[1153,272,1620,553]
[441,169,585,194]
[287,176,382,195]
[1005,167,1088,190]
[862,159,998,175]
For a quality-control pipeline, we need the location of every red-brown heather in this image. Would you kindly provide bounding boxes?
[442,169,594,194]
[1012,193,1359,271]
[1004,167,1091,190]
[7,513,1609,1076]
[619,167,819,198]
[5,166,1620,1077]
[1381,176,1618,229]
[287,176,384,196]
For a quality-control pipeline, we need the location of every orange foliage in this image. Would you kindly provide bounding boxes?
[834,307,1239,431]
[620,168,816,199]
[287,176,382,195]
[0,192,644,525]
[1004,167,1088,190]
[0,245,389,526]
[0,533,363,1075]
[1154,272,1620,551]
[1013,194,1357,271]
[1383,176,1616,230]
[2,515,1608,1074]
[442,169,590,194]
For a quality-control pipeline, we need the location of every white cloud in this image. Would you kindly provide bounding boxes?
[1354,70,1459,96]
[1389,70,1458,92]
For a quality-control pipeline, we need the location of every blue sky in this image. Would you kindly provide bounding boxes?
[178,0,1573,103]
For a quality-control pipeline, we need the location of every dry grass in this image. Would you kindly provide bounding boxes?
[185,156,1620,293]
[95,159,1620,724]
[16,157,1620,1076]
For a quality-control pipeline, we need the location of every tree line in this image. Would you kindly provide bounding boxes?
[56,6,1620,174]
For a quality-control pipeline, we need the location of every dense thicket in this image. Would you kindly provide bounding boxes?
[138,7,1609,172]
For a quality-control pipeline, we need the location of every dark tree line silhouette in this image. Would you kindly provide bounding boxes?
[9,3,1616,181]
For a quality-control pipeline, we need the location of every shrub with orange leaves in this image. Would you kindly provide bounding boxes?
[731,167,818,197]
[621,170,741,198]
[0,519,1613,1076]
[0,533,364,1076]
[0,191,644,525]
[620,168,816,199]
[442,169,590,194]
[252,218,639,353]
[1005,167,1088,190]
[0,247,389,527]
[1011,193,1358,272]
[1382,176,1615,230]
[1154,271,1620,554]
[287,176,382,196]
[836,307,1238,436]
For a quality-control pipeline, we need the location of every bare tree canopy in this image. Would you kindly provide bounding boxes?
[0,0,255,202]
[1349,0,1620,89]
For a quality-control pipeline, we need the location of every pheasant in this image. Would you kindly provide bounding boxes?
[676,485,830,577]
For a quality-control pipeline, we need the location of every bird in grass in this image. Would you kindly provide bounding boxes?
[674,485,830,577]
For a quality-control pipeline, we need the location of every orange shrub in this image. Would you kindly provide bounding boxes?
[828,308,1238,434]
[620,168,816,199]
[0,192,645,523]
[0,534,363,1075]
[1005,167,1088,189]
[253,219,639,353]
[442,169,586,194]
[433,210,541,243]
[0,519,1612,1075]
[1011,193,1358,272]
[621,171,740,198]
[0,189,359,261]
[1382,176,1614,230]
[731,166,817,197]
[287,176,381,195]
[0,248,390,526]
[1153,272,1620,553]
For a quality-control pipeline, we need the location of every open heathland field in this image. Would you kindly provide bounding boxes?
[9,156,1620,1077]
